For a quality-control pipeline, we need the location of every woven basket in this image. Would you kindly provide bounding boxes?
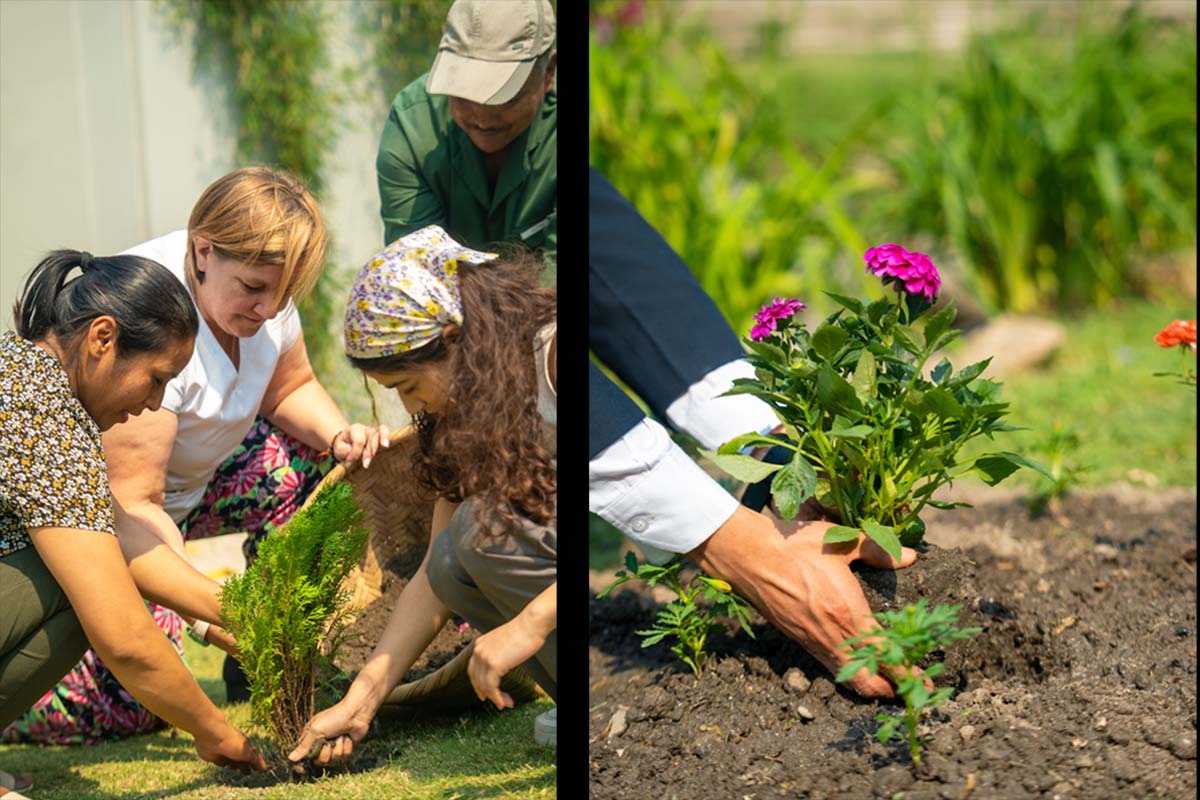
[300,426,542,711]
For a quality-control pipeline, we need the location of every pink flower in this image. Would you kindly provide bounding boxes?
[750,297,806,341]
[864,244,941,301]
[260,436,290,471]
[275,468,303,498]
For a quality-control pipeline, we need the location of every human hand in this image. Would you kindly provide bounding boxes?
[287,698,373,767]
[468,616,548,710]
[193,725,269,773]
[330,424,391,469]
[688,506,927,700]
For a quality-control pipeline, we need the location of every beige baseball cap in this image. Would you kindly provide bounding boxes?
[426,0,556,105]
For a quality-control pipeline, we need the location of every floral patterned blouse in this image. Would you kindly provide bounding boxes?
[0,331,115,558]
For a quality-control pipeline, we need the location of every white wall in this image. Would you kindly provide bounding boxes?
[0,0,412,425]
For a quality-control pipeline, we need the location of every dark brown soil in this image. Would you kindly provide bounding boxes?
[335,563,475,682]
[589,485,1197,799]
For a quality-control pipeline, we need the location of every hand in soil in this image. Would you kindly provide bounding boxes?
[688,505,924,700]
[468,616,547,710]
[195,726,269,773]
[288,696,372,767]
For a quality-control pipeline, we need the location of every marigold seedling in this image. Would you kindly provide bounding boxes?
[836,599,981,767]
[597,552,755,676]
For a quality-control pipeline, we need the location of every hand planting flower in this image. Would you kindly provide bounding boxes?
[1153,319,1196,387]
[836,599,980,768]
[706,245,1051,563]
[597,552,755,677]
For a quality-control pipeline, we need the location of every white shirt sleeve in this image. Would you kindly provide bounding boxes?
[276,300,303,353]
[664,358,780,450]
[589,418,739,562]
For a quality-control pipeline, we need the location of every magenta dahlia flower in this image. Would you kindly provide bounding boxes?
[864,244,941,301]
[751,297,806,341]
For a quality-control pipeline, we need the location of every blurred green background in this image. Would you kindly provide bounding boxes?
[588,0,1197,569]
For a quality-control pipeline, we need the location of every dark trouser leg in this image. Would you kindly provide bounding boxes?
[588,167,746,421]
[0,545,89,729]
[427,500,557,702]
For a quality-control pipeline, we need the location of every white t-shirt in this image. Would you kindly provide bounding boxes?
[121,230,303,522]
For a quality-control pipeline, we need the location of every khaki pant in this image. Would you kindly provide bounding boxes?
[427,499,557,702]
[0,545,89,728]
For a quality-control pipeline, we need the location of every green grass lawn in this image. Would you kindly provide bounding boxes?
[589,299,1197,570]
[0,638,556,799]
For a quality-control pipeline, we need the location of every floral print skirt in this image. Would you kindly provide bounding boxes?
[0,417,333,745]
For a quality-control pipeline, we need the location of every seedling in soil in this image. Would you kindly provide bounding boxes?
[836,599,981,768]
[597,551,755,677]
[704,244,1053,563]
[219,481,368,769]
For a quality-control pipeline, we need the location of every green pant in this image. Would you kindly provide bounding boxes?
[0,544,89,728]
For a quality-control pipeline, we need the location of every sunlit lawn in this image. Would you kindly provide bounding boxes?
[0,638,556,799]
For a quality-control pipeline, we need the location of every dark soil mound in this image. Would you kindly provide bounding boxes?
[589,485,1197,799]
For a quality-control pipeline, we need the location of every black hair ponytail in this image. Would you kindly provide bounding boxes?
[12,250,198,355]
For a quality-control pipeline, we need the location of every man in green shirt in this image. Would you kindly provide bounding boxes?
[376,0,557,274]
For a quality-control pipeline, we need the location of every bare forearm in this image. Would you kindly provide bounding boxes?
[515,582,556,639]
[264,378,347,452]
[117,503,224,625]
[349,567,450,715]
[92,615,230,740]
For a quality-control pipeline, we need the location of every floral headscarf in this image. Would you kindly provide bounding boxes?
[344,225,497,359]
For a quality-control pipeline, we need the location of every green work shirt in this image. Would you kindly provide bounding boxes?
[376,73,557,280]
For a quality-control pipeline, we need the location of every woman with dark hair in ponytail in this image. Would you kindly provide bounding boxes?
[0,251,267,791]
[289,225,557,767]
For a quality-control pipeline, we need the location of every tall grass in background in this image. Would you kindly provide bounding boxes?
[590,14,880,332]
[877,5,1196,313]
[590,3,1196,322]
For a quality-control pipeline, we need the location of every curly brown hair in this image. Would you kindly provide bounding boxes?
[349,250,556,535]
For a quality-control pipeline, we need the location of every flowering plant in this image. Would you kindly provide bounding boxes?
[1153,318,1196,387]
[704,244,1051,562]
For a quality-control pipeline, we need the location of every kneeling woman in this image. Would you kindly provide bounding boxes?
[289,225,557,766]
[0,251,266,773]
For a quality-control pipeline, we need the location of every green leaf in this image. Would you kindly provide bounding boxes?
[892,324,924,357]
[823,290,865,315]
[923,303,957,350]
[717,432,790,455]
[970,454,1021,486]
[948,357,993,387]
[771,454,818,520]
[830,416,875,439]
[812,324,849,361]
[816,363,862,415]
[744,338,788,368]
[852,349,877,403]
[700,449,783,483]
[867,297,892,327]
[922,387,964,420]
[625,551,639,575]
[930,357,952,385]
[822,525,863,545]
[926,499,974,510]
[861,519,903,564]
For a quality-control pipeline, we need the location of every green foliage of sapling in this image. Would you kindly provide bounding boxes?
[836,599,981,767]
[597,552,755,677]
[219,481,368,758]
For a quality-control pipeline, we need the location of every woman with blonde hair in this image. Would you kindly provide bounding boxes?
[2,166,386,745]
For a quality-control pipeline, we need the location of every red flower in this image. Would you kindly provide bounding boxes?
[1154,319,1197,352]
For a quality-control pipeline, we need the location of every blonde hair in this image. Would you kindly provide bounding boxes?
[185,166,327,307]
